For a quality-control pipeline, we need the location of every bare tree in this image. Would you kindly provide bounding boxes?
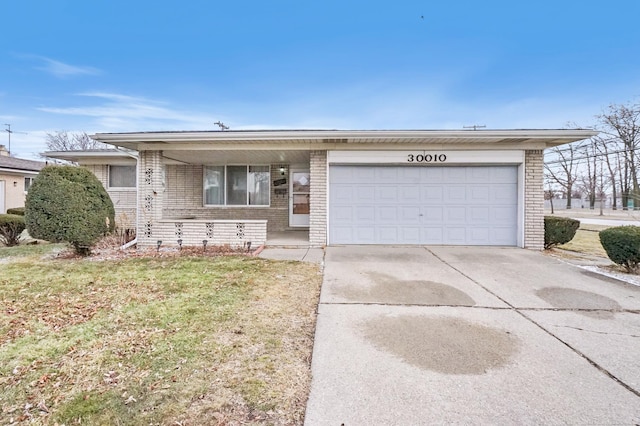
[544,142,583,209]
[594,134,620,209]
[598,103,640,209]
[44,131,107,151]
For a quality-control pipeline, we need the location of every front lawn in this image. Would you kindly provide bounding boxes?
[556,224,609,258]
[0,251,322,424]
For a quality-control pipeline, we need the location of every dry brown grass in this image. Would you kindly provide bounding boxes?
[0,250,322,425]
[556,224,610,258]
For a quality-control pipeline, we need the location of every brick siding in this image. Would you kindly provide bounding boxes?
[524,150,544,250]
[309,150,327,246]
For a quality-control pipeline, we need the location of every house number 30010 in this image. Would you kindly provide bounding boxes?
[407,154,447,163]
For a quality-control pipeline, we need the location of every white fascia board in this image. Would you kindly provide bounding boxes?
[328,150,525,165]
[0,168,40,176]
[43,150,138,162]
[92,129,598,145]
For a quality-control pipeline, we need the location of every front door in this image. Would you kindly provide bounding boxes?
[289,170,310,227]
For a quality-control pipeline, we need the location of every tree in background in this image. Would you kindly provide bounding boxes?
[597,103,640,209]
[25,165,115,255]
[45,131,107,151]
[544,142,583,209]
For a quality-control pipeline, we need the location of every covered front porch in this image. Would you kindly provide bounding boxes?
[132,145,326,248]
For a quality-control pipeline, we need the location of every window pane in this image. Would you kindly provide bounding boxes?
[109,165,136,187]
[248,166,269,205]
[24,177,33,192]
[226,166,247,205]
[204,166,225,205]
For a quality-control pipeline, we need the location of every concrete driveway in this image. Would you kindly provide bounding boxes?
[305,246,640,425]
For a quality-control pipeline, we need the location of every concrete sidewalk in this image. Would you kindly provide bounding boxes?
[258,247,324,264]
[305,246,640,425]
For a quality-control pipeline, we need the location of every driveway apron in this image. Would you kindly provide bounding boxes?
[304,246,640,425]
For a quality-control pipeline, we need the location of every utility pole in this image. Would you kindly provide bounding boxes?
[4,124,27,156]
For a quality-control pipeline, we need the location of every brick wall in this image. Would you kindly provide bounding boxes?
[524,150,544,250]
[137,151,164,247]
[309,150,327,246]
[162,164,290,232]
[83,164,137,230]
[155,220,267,248]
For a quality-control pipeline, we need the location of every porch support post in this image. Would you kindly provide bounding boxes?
[309,150,327,247]
[524,149,544,250]
[137,150,164,248]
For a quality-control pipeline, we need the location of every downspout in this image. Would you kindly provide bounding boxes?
[115,147,140,250]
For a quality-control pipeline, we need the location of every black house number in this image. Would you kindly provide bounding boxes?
[407,153,447,163]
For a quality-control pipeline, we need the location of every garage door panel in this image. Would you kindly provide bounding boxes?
[423,228,444,244]
[423,206,443,221]
[377,186,398,201]
[422,186,444,202]
[445,168,467,182]
[445,186,467,202]
[422,167,444,182]
[329,165,518,246]
[491,166,518,182]
[445,227,467,243]
[445,206,466,223]
[355,186,375,202]
[469,207,490,223]
[400,185,420,201]
[399,206,420,222]
[378,226,400,243]
[468,186,490,202]
[469,227,491,244]
[491,184,518,202]
[355,206,375,222]
[493,206,517,223]
[377,206,398,223]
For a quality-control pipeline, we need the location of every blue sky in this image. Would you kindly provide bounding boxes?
[1,0,639,159]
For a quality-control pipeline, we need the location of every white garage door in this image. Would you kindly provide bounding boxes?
[329,165,518,245]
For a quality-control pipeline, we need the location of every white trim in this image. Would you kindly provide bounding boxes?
[517,163,525,248]
[93,129,597,143]
[328,150,525,165]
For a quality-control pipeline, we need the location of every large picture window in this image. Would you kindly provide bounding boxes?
[109,165,136,188]
[204,165,270,206]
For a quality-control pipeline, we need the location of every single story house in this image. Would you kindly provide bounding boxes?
[0,145,45,214]
[46,129,596,250]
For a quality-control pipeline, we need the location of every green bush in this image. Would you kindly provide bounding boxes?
[0,214,26,246]
[544,216,580,249]
[6,207,25,216]
[599,226,640,273]
[25,165,115,255]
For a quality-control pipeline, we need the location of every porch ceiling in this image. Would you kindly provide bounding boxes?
[161,149,310,165]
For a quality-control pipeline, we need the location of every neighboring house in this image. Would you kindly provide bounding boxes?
[0,145,45,213]
[46,129,597,249]
[43,149,138,231]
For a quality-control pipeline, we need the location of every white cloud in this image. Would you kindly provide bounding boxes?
[37,92,218,131]
[33,56,101,78]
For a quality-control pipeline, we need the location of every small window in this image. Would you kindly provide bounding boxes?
[24,177,35,192]
[204,165,270,206]
[109,165,136,188]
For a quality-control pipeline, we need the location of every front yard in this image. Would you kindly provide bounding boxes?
[0,245,322,425]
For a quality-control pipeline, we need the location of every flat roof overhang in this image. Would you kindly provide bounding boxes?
[91,129,598,151]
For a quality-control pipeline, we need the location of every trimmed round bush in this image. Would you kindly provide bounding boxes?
[25,165,115,255]
[0,214,26,247]
[6,207,25,216]
[599,226,640,273]
[544,216,580,249]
